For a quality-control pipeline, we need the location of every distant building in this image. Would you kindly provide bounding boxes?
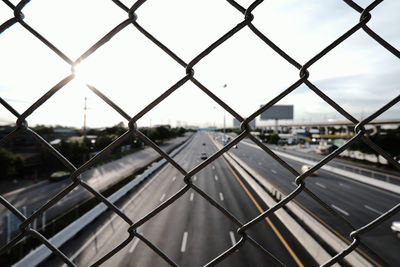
[53,128,77,138]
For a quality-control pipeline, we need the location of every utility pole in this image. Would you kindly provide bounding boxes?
[223,84,227,139]
[83,97,87,140]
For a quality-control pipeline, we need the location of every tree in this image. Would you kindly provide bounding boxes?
[0,148,22,180]
[267,133,280,144]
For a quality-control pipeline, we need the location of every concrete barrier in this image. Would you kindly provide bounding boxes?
[13,136,193,267]
[242,140,400,194]
[211,137,371,267]
[272,149,400,195]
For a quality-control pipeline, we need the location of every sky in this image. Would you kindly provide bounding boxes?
[0,0,399,129]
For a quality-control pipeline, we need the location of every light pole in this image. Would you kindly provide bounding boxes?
[83,97,87,140]
[223,84,227,140]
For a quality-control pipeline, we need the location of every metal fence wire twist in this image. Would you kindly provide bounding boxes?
[1,0,399,266]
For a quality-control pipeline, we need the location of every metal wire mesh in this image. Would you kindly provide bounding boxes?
[1,0,399,266]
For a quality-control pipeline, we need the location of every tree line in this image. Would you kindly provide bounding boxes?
[0,125,187,180]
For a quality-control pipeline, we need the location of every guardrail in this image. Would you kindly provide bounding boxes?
[279,147,400,184]
[224,151,372,266]
[266,144,400,185]
[240,140,400,194]
[13,136,192,267]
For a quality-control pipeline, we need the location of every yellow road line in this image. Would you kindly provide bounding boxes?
[264,175,382,267]
[222,157,304,267]
[209,134,380,266]
[294,200,381,267]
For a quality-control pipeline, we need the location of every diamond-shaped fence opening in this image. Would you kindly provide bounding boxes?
[250,0,361,64]
[0,0,399,266]
[19,0,126,59]
[135,0,241,61]
[1,1,18,28]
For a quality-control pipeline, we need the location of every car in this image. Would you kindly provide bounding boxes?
[49,171,71,181]
[301,165,318,176]
[202,143,206,146]
[200,152,207,160]
[391,221,400,238]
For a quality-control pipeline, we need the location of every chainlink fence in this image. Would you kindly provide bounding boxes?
[1,0,399,266]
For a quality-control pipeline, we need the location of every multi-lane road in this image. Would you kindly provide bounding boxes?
[49,131,316,266]
[42,130,400,266]
[0,135,188,245]
[215,132,400,266]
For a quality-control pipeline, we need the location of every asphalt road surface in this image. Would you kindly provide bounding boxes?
[0,135,188,245]
[214,132,400,266]
[52,132,316,266]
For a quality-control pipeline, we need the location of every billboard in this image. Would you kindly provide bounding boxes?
[260,105,293,120]
[233,118,256,129]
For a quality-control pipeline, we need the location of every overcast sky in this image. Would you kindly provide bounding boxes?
[0,0,399,128]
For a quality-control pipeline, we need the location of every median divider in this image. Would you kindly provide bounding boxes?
[273,149,400,195]
[243,140,400,194]
[13,135,193,267]
[211,137,371,267]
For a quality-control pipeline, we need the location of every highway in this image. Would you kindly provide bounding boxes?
[0,135,188,245]
[269,144,400,186]
[49,132,316,266]
[214,133,400,266]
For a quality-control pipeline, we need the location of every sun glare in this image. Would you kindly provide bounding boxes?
[71,60,96,86]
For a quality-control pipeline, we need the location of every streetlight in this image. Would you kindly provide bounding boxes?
[83,97,87,140]
[223,84,227,140]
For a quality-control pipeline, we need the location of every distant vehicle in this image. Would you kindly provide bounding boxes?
[49,171,71,181]
[223,137,231,146]
[233,144,238,149]
[391,221,400,238]
[200,153,207,160]
[202,143,206,146]
[315,144,339,155]
[301,165,318,176]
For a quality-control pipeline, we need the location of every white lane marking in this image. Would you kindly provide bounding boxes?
[219,192,224,201]
[67,159,173,262]
[181,232,188,253]
[193,175,197,181]
[229,231,236,246]
[339,182,351,189]
[160,193,166,202]
[364,205,383,215]
[172,176,176,181]
[190,193,194,201]
[331,204,350,216]
[215,175,218,181]
[271,169,277,174]
[240,139,400,198]
[129,234,142,253]
[315,182,326,189]
[212,165,215,169]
